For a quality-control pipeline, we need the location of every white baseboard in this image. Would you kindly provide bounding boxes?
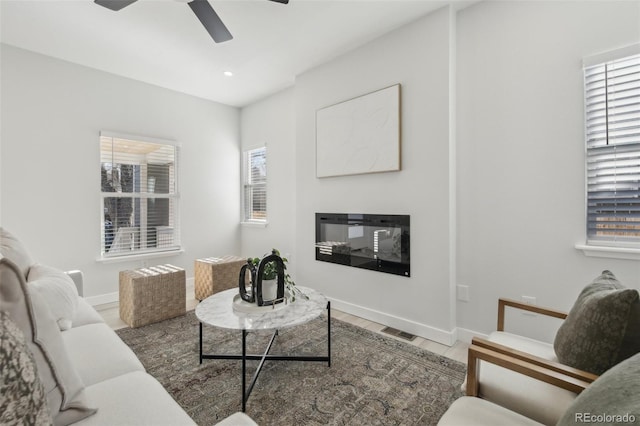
[86,277,195,307]
[329,297,457,346]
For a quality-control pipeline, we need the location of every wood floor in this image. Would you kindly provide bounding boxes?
[97,293,468,365]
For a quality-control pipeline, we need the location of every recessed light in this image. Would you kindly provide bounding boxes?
[223,71,233,77]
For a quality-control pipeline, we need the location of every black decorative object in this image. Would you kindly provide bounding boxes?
[238,259,256,303]
[315,213,410,277]
[238,250,286,306]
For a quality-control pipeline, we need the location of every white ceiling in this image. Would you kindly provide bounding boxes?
[0,0,472,107]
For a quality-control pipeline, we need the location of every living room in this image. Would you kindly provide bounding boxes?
[1,0,639,424]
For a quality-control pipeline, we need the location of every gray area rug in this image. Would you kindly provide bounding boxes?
[116,310,466,425]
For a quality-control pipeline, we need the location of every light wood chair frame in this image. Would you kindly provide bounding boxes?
[465,298,598,397]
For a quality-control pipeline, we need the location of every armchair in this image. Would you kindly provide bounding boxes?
[439,344,640,426]
[463,267,640,425]
[465,298,597,425]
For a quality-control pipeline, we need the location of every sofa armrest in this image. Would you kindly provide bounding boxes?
[65,270,84,296]
[466,343,592,397]
[472,337,598,384]
[497,298,567,331]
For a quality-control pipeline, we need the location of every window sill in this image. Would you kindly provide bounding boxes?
[96,248,184,264]
[575,244,640,261]
[241,221,268,228]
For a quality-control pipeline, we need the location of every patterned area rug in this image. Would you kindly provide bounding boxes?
[116,310,466,425]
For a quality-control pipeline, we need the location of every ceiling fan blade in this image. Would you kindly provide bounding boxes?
[268,0,289,3]
[188,0,233,43]
[94,0,138,12]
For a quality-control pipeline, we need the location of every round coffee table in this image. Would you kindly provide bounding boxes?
[195,286,331,412]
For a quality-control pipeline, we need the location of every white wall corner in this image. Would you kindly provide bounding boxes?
[448,3,458,333]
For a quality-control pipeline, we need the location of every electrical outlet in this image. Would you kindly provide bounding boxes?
[521,296,537,316]
[457,285,470,302]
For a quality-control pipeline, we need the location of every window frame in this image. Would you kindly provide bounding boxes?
[578,44,640,259]
[241,145,268,225]
[98,131,182,260]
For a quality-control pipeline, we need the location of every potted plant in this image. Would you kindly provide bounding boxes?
[250,249,307,302]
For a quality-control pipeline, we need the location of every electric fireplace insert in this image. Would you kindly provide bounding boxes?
[315,213,410,277]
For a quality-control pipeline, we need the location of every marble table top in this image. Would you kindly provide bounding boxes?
[195,286,327,331]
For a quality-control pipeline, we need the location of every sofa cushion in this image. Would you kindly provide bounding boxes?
[74,371,196,426]
[438,396,543,426]
[460,331,559,393]
[0,311,52,426]
[557,352,640,426]
[61,323,145,387]
[477,353,577,425]
[72,298,105,328]
[554,270,640,375]
[0,258,96,426]
[488,331,558,361]
[0,227,34,277]
[28,263,79,331]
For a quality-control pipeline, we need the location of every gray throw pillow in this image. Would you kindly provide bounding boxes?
[554,270,640,375]
[0,311,52,426]
[557,352,640,426]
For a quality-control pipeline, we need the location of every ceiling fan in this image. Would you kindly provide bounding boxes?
[94,0,289,43]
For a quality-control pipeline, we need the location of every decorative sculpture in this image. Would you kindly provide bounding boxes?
[238,250,286,306]
[238,258,256,303]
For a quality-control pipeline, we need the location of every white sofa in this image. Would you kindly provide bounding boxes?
[0,227,256,426]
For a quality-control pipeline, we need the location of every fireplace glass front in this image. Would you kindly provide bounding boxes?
[315,213,410,277]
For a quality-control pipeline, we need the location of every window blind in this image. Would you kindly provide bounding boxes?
[585,53,640,246]
[243,147,267,221]
[100,134,181,256]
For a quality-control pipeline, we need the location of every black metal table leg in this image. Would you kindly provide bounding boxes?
[199,322,203,365]
[327,301,332,367]
[242,329,247,412]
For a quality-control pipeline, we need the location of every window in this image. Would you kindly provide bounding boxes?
[584,48,640,248]
[100,133,180,258]
[242,146,267,223]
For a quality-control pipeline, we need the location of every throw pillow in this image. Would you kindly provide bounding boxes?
[554,270,640,375]
[557,352,640,426]
[0,227,34,278]
[28,263,79,331]
[0,311,52,426]
[0,258,96,425]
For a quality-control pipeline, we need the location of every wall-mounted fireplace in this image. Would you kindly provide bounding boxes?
[315,213,410,277]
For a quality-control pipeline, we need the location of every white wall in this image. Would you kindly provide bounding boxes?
[239,88,297,262]
[294,7,456,344]
[456,1,640,342]
[3,0,638,344]
[1,44,241,299]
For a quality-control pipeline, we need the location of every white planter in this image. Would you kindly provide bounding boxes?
[261,279,278,301]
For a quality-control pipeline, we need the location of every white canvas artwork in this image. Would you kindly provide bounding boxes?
[316,84,401,178]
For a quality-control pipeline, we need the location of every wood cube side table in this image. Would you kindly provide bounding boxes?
[195,256,246,301]
[119,264,186,328]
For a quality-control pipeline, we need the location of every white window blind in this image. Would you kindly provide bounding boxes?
[100,134,181,257]
[585,52,640,246]
[243,146,267,222]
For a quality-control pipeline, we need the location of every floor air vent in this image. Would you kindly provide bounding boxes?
[381,326,416,341]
